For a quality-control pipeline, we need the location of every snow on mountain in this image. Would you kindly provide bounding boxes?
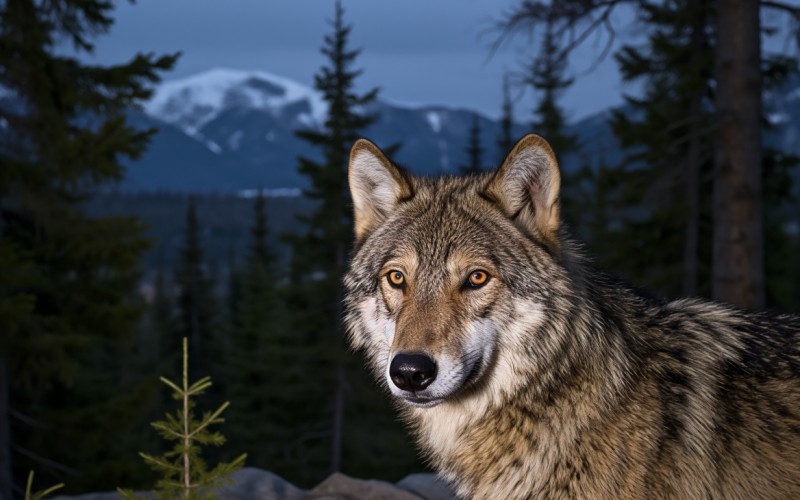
[145,68,328,136]
[426,111,442,133]
[137,67,782,193]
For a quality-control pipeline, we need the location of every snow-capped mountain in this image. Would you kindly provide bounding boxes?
[123,67,541,192]
[118,67,800,193]
[145,68,327,136]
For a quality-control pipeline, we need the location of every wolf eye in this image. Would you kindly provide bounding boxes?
[386,270,405,288]
[466,270,490,288]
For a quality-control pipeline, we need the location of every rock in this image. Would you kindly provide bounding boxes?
[217,468,306,500]
[309,472,421,500]
[396,473,457,500]
[50,468,457,500]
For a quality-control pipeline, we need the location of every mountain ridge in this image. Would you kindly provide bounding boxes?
[112,67,800,193]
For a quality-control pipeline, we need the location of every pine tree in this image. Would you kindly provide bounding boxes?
[0,0,176,493]
[174,199,219,383]
[225,192,291,471]
[460,114,485,174]
[152,269,175,361]
[119,338,246,500]
[288,0,420,482]
[522,12,588,238]
[497,74,516,161]
[498,0,800,307]
[527,16,577,154]
[609,0,714,298]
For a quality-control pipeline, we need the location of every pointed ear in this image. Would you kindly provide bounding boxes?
[348,139,413,242]
[485,134,561,242]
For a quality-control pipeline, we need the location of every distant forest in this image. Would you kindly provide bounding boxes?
[2,0,800,498]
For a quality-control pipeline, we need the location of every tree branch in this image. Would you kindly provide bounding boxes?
[761,0,800,18]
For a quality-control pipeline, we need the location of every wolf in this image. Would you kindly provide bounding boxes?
[342,134,800,499]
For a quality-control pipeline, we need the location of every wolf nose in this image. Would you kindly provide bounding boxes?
[389,353,437,392]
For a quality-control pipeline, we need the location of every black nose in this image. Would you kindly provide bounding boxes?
[389,353,437,392]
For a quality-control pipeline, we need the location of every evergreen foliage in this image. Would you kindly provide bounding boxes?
[527,17,577,154]
[0,0,176,492]
[608,0,715,298]
[224,192,292,471]
[497,74,516,161]
[460,114,485,174]
[520,11,588,240]
[174,199,220,382]
[24,471,63,500]
[607,0,797,303]
[150,264,175,365]
[288,0,421,483]
[119,338,245,500]
[498,0,800,307]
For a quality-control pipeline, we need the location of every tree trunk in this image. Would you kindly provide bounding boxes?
[712,0,764,309]
[683,1,708,298]
[330,241,347,474]
[0,357,12,500]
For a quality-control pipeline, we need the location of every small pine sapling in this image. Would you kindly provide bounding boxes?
[119,338,246,499]
[24,471,64,500]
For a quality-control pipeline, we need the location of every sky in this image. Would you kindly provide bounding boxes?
[75,0,646,122]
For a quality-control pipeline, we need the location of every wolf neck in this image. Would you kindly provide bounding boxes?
[407,270,641,496]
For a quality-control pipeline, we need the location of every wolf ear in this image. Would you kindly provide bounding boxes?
[485,134,561,241]
[348,139,413,242]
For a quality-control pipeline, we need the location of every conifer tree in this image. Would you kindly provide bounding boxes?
[119,338,245,500]
[527,17,577,153]
[175,199,219,383]
[523,13,589,238]
[288,0,420,481]
[609,0,714,298]
[150,264,174,364]
[497,74,516,161]
[460,114,485,174]
[498,0,800,307]
[225,192,292,471]
[0,0,176,493]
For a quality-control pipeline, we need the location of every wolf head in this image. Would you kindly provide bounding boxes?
[344,134,572,409]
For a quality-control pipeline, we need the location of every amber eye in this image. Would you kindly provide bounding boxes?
[467,270,489,288]
[387,270,405,288]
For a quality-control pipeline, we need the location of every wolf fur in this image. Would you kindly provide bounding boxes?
[343,134,800,499]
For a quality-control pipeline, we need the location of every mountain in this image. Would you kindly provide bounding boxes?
[9,66,793,194]
[119,68,546,192]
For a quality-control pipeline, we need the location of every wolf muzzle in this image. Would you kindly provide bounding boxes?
[389,352,437,391]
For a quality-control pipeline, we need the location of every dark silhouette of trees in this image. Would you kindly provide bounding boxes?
[0,0,176,493]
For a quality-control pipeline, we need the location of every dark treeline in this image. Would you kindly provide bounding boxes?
[2,0,800,497]
[499,0,800,309]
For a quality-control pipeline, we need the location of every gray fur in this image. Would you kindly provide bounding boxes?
[343,135,800,499]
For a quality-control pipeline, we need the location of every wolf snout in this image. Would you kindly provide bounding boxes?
[389,352,437,391]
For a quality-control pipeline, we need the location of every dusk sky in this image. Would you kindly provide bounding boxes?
[80,0,644,122]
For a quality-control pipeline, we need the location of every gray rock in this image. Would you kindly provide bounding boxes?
[217,468,306,500]
[308,472,421,500]
[50,468,458,500]
[395,474,457,500]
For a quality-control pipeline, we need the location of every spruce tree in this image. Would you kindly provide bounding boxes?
[609,0,715,298]
[288,0,420,482]
[527,17,577,153]
[523,13,590,239]
[0,0,176,493]
[498,0,800,307]
[497,74,516,161]
[119,338,246,500]
[460,114,485,174]
[174,199,219,383]
[225,192,291,471]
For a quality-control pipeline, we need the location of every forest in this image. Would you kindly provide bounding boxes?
[2,0,800,497]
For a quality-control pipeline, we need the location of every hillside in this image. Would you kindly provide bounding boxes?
[119,67,623,192]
